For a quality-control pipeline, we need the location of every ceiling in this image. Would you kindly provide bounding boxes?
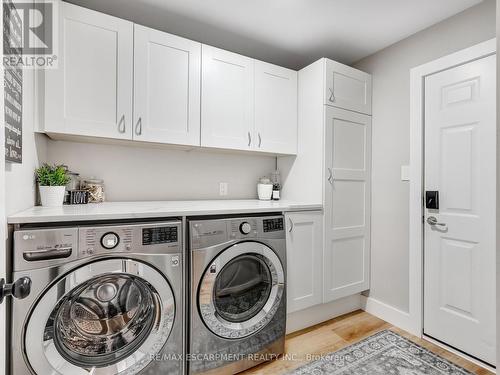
[67,0,483,69]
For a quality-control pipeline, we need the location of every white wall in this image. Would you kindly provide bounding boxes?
[354,0,496,313]
[45,140,275,201]
[5,69,47,216]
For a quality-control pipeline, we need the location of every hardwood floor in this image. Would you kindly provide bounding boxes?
[241,310,493,375]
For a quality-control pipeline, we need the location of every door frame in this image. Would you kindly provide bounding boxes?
[0,6,6,374]
[408,38,496,337]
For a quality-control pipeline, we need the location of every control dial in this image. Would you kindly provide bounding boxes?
[101,232,120,249]
[239,222,252,235]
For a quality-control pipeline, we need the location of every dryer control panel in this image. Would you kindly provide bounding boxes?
[190,215,285,250]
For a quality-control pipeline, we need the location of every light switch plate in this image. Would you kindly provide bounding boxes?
[401,165,410,181]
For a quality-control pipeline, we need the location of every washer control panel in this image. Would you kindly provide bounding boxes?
[79,221,182,257]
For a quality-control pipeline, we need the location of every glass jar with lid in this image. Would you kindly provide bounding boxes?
[82,178,105,203]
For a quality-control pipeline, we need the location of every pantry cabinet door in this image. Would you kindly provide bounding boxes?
[45,2,133,139]
[324,59,372,115]
[254,61,297,155]
[324,106,371,302]
[286,211,323,313]
[134,25,201,145]
[201,45,254,150]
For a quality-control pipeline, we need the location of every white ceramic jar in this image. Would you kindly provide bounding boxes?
[257,183,273,200]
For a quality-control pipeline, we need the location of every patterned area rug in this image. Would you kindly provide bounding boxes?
[289,330,472,374]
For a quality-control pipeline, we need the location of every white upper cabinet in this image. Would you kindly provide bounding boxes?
[323,106,371,302]
[44,2,133,139]
[43,4,299,154]
[286,211,323,313]
[134,25,201,145]
[255,61,297,154]
[324,59,372,115]
[201,45,255,151]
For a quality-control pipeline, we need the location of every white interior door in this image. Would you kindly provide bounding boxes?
[424,54,496,365]
[323,106,371,302]
[134,25,201,145]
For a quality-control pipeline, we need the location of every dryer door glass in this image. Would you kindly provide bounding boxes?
[213,254,272,323]
[52,274,156,367]
[198,242,285,339]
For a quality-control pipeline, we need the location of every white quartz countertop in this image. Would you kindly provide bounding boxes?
[8,200,323,224]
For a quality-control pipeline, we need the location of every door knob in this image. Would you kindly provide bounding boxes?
[0,277,32,304]
[426,216,446,227]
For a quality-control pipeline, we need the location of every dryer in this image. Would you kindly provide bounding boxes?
[188,215,286,374]
[10,221,184,375]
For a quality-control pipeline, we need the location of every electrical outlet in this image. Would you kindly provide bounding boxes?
[219,182,228,196]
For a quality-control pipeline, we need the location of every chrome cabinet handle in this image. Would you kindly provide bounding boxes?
[248,132,252,146]
[135,117,142,136]
[427,216,446,227]
[288,218,294,232]
[258,133,262,148]
[327,168,333,184]
[117,114,126,133]
[328,88,335,102]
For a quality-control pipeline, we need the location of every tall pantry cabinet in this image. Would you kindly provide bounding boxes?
[280,58,372,311]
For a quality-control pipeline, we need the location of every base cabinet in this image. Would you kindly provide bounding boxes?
[285,211,323,313]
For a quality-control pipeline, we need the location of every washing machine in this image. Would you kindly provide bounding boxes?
[188,215,286,374]
[10,220,184,375]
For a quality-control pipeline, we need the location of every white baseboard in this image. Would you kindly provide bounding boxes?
[286,294,362,334]
[360,295,415,334]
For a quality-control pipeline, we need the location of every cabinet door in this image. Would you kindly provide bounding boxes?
[324,107,371,302]
[134,25,201,145]
[201,45,254,150]
[286,211,323,313]
[45,2,133,139]
[324,59,372,115]
[255,61,297,154]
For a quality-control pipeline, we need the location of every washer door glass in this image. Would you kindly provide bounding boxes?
[53,274,156,367]
[198,242,284,339]
[213,254,272,323]
[25,259,176,375]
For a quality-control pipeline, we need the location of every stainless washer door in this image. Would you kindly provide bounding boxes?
[25,258,175,375]
[198,242,284,339]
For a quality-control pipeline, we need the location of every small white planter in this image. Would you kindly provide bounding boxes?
[39,186,66,207]
[257,183,273,200]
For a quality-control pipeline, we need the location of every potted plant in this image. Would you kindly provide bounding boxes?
[35,164,70,207]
